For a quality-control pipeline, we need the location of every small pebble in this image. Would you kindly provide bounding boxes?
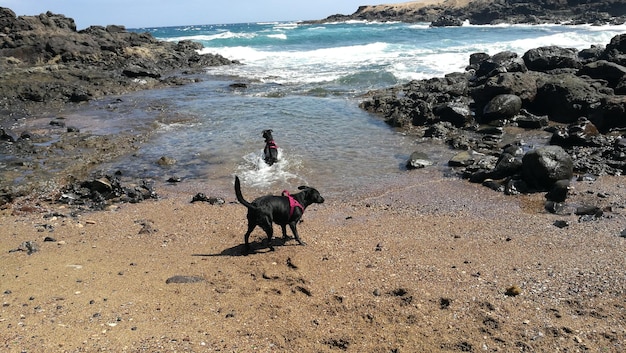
[505,285,522,296]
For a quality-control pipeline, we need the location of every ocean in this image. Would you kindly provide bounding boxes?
[80,21,626,199]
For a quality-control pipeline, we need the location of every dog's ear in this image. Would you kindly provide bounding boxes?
[298,186,309,190]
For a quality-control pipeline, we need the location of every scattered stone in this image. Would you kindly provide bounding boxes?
[514,109,549,129]
[137,220,158,235]
[406,151,433,169]
[545,179,570,202]
[156,156,176,166]
[49,119,66,128]
[190,193,225,204]
[165,275,205,284]
[575,205,602,217]
[0,128,19,142]
[505,285,522,296]
[553,220,569,228]
[545,201,575,215]
[448,150,478,167]
[8,241,39,255]
[229,83,248,89]
[323,338,350,350]
[58,173,158,210]
[391,288,408,297]
[440,297,452,309]
[167,176,182,183]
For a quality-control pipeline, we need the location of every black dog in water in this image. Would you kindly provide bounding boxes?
[234,176,325,254]
[262,129,278,166]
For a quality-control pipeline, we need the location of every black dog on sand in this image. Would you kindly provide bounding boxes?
[262,129,278,166]
[234,176,325,254]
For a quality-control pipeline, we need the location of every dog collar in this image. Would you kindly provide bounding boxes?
[282,190,303,218]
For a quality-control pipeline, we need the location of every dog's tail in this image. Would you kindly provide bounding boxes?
[234,176,254,209]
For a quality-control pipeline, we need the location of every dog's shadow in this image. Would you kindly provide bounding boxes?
[193,237,293,257]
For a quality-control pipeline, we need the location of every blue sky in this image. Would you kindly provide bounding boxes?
[0,0,401,29]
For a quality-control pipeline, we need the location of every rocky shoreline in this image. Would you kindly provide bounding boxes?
[307,0,626,26]
[359,32,626,217]
[0,7,237,208]
[0,8,237,116]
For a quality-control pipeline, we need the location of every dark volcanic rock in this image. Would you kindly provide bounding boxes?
[360,30,626,201]
[430,16,463,27]
[522,146,573,191]
[481,94,522,122]
[0,7,239,209]
[308,0,626,26]
[523,46,582,72]
[0,7,238,113]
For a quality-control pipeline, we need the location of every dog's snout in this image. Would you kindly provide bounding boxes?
[316,195,325,203]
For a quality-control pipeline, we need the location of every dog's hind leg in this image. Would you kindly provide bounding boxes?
[260,219,275,251]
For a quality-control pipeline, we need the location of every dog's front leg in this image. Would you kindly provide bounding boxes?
[289,223,306,246]
[244,229,253,255]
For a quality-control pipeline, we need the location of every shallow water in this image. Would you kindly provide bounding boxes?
[6,21,623,202]
[88,79,446,198]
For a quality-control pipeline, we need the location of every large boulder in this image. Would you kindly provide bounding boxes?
[481,94,522,122]
[523,46,581,71]
[532,74,604,123]
[590,95,626,132]
[578,60,626,87]
[472,71,540,104]
[601,33,626,66]
[433,102,472,127]
[522,146,573,190]
[474,51,527,80]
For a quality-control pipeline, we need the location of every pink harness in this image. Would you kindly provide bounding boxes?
[282,190,303,219]
[267,140,278,149]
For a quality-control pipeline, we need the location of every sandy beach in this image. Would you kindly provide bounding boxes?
[2,172,625,352]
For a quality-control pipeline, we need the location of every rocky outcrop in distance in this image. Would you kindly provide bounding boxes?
[0,7,237,116]
[307,0,626,26]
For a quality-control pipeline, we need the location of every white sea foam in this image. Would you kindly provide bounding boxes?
[236,149,302,189]
[193,22,626,93]
[162,31,256,42]
[202,41,397,85]
[267,33,287,40]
